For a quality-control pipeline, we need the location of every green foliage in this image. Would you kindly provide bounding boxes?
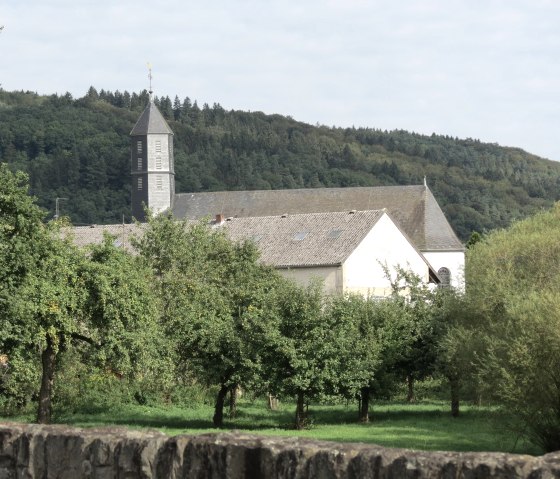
[323,294,383,400]
[82,237,163,378]
[0,348,40,415]
[463,204,560,451]
[53,348,134,414]
[465,231,482,249]
[2,89,560,239]
[0,167,162,422]
[270,281,336,401]
[0,164,47,300]
[379,268,442,397]
[135,213,283,426]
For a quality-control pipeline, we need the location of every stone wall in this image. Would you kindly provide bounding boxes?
[1,422,559,478]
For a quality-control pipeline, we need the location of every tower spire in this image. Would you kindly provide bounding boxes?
[147,62,153,101]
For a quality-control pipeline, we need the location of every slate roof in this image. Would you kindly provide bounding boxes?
[220,210,386,268]
[130,101,174,136]
[172,185,464,252]
[68,210,438,279]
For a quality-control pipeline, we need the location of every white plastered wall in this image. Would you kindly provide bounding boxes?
[342,213,431,297]
[278,266,342,294]
[422,251,465,290]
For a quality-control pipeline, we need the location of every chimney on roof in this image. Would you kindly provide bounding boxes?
[215,213,224,224]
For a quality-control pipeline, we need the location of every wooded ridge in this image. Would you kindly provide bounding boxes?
[1,88,559,240]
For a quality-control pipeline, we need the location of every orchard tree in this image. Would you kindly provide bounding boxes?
[324,294,383,423]
[0,165,161,423]
[9,233,87,423]
[136,213,282,428]
[269,281,375,429]
[81,237,163,390]
[432,289,483,417]
[269,280,327,429]
[385,267,441,403]
[0,165,51,411]
[9,233,161,423]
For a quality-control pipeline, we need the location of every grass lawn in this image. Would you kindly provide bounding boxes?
[2,399,542,455]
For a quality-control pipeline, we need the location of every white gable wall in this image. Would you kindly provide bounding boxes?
[342,213,430,297]
[422,251,465,290]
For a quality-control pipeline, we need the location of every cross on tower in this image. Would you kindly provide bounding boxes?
[147,62,153,99]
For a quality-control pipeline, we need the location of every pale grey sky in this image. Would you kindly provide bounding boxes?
[2,0,560,161]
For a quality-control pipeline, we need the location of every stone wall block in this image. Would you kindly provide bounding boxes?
[2,422,560,478]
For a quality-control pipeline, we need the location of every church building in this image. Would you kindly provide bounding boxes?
[120,97,465,293]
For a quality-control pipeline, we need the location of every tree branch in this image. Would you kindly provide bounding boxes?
[69,332,101,348]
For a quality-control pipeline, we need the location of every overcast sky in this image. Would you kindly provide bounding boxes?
[2,0,560,161]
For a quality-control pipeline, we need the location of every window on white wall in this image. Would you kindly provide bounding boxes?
[438,267,451,287]
[156,156,162,169]
[156,176,163,190]
[155,140,162,153]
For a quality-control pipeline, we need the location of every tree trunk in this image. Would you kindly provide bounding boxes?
[406,375,415,402]
[294,391,306,430]
[229,384,238,418]
[359,386,370,423]
[37,334,57,424]
[213,384,229,428]
[450,376,460,417]
[267,393,278,410]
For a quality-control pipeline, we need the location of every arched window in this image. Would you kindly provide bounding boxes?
[438,267,451,287]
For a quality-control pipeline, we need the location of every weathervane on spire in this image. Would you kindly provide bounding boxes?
[147,62,153,100]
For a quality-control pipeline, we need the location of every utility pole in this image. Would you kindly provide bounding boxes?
[54,197,68,219]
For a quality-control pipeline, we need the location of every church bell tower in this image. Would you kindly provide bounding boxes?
[130,69,175,221]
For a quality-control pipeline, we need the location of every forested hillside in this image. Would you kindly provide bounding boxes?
[1,88,559,240]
